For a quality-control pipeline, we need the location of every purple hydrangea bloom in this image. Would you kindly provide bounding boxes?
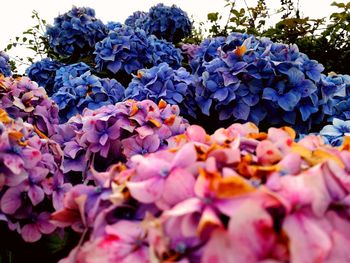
[0,110,68,242]
[0,75,59,137]
[94,25,153,75]
[141,3,192,43]
[0,51,12,77]
[25,58,63,96]
[46,6,107,58]
[125,62,197,117]
[51,69,125,123]
[58,99,188,175]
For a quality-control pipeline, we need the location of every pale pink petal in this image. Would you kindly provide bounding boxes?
[171,143,197,169]
[127,177,164,203]
[185,125,207,143]
[163,198,202,217]
[162,168,196,207]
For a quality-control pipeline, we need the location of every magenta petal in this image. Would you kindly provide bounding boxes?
[38,212,56,234]
[122,246,149,263]
[127,177,164,203]
[202,229,236,263]
[1,187,22,214]
[3,154,24,174]
[28,185,45,206]
[106,220,144,242]
[283,212,331,263]
[21,223,41,242]
[22,148,42,169]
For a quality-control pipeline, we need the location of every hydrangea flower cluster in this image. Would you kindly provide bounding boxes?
[0,51,12,77]
[57,99,189,175]
[149,36,183,69]
[25,58,63,96]
[54,123,350,262]
[94,25,153,75]
[53,62,91,92]
[0,75,59,137]
[325,74,350,120]
[46,6,107,58]
[51,68,125,123]
[320,118,350,146]
[125,62,197,117]
[0,109,70,243]
[189,36,226,74]
[188,32,344,133]
[124,11,147,29]
[140,3,192,43]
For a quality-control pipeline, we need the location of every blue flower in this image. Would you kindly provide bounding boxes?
[141,4,192,43]
[188,32,329,132]
[190,36,226,74]
[149,36,183,69]
[54,62,91,92]
[94,25,152,75]
[46,6,107,58]
[26,58,63,96]
[0,51,11,77]
[125,62,196,117]
[324,74,350,120]
[52,69,125,122]
[106,22,123,32]
[125,11,147,29]
[320,118,350,146]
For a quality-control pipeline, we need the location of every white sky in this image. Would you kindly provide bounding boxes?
[0,0,345,72]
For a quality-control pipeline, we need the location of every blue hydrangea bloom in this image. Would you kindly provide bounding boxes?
[54,62,91,92]
[26,58,63,96]
[149,36,183,69]
[106,21,123,32]
[190,36,226,74]
[94,25,153,75]
[190,32,335,133]
[52,69,124,122]
[324,74,350,120]
[141,4,192,43]
[320,118,350,146]
[46,6,107,58]
[125,11,147,29]
[0,51,12,77]
[125,62,196,117]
